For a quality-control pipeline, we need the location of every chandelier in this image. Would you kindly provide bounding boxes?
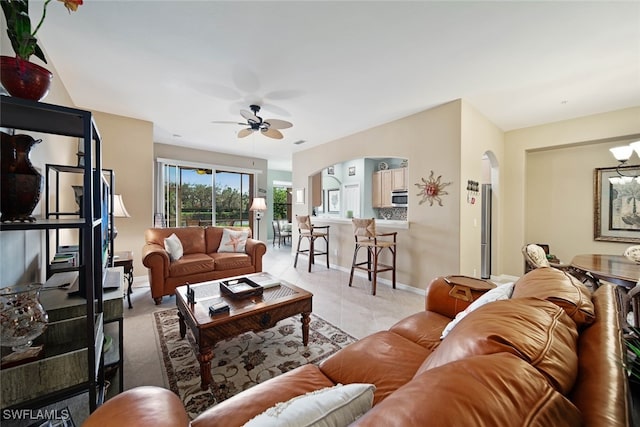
[609,141,640,184]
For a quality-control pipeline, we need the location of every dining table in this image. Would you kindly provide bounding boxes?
[571,254,640,327]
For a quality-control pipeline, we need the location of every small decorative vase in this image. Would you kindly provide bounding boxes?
[0,56,53,101]
[0,132,43,222]
[0,283,48,354]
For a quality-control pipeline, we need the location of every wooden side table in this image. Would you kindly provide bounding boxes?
[113,250,134,308]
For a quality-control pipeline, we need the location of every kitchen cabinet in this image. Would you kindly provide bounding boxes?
[392,168,408,191]
[311,172,322,208]
[372,170,393,208]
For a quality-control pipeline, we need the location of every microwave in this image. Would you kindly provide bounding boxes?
[391,190,408,207]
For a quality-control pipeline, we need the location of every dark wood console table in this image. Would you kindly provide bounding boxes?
[571,254,640,327]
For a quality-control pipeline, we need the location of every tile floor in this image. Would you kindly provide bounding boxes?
[122,243,426,391]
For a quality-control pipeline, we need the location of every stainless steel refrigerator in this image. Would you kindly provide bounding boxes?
[481,184,492,279]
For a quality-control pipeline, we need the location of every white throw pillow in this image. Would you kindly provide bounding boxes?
[164,233,184,261]
[243,383,376,427]
[218,228,249,253]
[440,282,515,339]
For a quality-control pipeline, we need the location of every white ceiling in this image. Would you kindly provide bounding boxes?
[36,1,640,171]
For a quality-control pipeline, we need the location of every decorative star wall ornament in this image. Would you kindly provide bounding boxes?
[415,171,452,206]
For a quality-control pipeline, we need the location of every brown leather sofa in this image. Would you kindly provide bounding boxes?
[142,226,267,304]
[84,267,630,426]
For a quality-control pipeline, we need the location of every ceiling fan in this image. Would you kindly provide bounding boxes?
[213,105,293,139]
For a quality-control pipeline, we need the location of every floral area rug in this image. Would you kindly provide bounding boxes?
[154,309,357,419]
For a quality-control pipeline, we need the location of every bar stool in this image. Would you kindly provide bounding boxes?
[294,215,330,272]
[349,218,397,295]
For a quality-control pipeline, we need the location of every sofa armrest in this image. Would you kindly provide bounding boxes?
[425,276,495,319]
[83,386,189,427]
[245,238,267,271]
[142,243,170,273]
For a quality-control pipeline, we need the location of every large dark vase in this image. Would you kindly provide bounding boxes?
[0,56,52,101]
[1,132,43,222]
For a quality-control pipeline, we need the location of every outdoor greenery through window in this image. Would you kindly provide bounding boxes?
[273,187,292,221]
[162,164,254,228]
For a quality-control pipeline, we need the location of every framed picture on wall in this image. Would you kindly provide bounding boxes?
[327,166,334,175]
[295,188,305,205]
[594,165,640,243]
[348,166,356,176]
[327,189,340,213]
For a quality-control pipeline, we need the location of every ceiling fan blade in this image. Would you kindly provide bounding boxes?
[238,128,254,138]
[240,109,259,123]
[211,121,245,125]
[264,119,293,130]
[262,128,283,139]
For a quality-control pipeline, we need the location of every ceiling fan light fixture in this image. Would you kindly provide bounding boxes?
[214,104,293,139]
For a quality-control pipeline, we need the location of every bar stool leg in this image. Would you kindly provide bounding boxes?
[294,235,302,268]
[325,235,330,269]
[308,236,314,272]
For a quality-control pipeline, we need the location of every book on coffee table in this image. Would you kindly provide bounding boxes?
[251,272,280,289]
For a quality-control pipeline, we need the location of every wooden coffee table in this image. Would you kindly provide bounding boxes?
[175,274,313,390]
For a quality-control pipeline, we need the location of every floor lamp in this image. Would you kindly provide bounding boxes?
[250,197,267,241]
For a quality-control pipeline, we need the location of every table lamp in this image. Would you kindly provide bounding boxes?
[111,194,131,240]
[249,197,267,240]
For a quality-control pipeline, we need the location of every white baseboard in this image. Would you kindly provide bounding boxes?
[328,263,424,295]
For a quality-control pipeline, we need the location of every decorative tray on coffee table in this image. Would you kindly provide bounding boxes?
[220,277,264,299]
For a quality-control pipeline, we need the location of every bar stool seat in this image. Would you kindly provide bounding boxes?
[349,218,397,295]
[294,215,330,272]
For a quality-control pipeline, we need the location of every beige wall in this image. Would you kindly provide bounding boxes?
[502,107,640,276]
[526,139,640,266]
[293,101,463,291]
[93,111,154,276]
[459,101,504,277]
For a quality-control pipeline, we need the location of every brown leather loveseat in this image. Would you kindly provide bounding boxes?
[142,226,267,304]
[84,267,630,426]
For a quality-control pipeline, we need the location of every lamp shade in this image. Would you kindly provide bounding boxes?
[610,146,634,161]
[112,194,131,218]
[249,197,267,212]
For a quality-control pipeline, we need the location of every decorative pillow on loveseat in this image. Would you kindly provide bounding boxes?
[243,383,376,427]
[440,282,515,339]
[164,233,184,261]
[218,228,249,253]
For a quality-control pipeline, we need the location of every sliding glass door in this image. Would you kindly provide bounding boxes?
[160,163,254,230]
[215,171,252,226]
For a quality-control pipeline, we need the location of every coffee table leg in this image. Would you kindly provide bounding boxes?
[301,312,311,346]
[178,311,186,339]
[197,344,214,390]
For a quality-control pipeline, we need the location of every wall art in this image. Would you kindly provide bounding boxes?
[415,170,452,207]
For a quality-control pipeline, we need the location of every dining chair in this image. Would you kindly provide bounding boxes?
[349,218,397,295]
[294,215,330,272]
[278,219,292,246]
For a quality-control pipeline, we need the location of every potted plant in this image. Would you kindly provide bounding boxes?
[1,0,82,100]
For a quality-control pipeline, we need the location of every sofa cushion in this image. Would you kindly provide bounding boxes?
[319,331,432,405]
[164,233,184,261]
[243,383,375,427]
[218,228,249,253]
[168,253,215,277]
[192,364,335,427]
[210,252,252,270]
[145,226,206,255]
[388,311,450,351]
[352,353,582,427]
[440,281,515,339]
[512,267,595,328]
[418,298,579,394]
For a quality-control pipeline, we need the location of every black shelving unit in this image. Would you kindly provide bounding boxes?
[0,95,118,413]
